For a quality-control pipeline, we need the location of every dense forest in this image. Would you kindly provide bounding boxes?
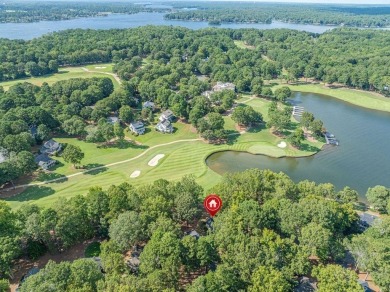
[166,3,390,28]
[1,170,389,291]
[0,2,168,23]
[0,26,389,92]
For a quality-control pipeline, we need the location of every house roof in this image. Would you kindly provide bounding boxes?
[159,120,172,128]
[42,139,61,151]
[162,109,174,117]
[107,116,119,124]
[213,82,235,91]
[143,101,155,107]
[35,154,55,165]
[359,213,379,226]
[130,121,144,129]
[188,230,200,239]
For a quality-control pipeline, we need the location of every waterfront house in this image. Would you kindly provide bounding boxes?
[129,121,146,135]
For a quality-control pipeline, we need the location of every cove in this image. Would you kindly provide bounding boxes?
[206,92,390,200]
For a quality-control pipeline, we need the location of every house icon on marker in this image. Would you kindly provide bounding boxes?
[209,199,218,209]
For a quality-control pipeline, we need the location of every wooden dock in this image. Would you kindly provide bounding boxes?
[292,106,304,117]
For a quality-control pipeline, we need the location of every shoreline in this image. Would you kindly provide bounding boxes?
[272,81,390,113]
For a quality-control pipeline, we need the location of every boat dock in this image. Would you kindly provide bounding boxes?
[292,106,304,117]
[324,132,339,146]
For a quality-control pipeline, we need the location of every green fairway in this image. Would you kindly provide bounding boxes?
[5,97,323,209]
[84,63,114,73]
[234,40,255,50]
[273,82,390,113]
[0,64,119,90]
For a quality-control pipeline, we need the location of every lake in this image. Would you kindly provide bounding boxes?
[0,12,336,40]
[206,92,390,200]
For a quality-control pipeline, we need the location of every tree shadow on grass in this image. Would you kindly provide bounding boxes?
[84,163,108,175]
[98,140,148,150]
[247,123,265,133]
[49,161,64,171]
[298,143,320,152]
[36,172,68,183]
[6,186,55,203]
[226,130,240,145]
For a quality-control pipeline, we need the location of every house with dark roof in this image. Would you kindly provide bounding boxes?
[35,154,57,170]
[156,120,173,133]
[129,121,145,135]
[40,139,62,155]
[159,109,175,122]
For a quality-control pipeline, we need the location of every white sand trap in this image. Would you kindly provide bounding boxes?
[277,141,287,148]
[130,170,141,178]
[148,154,165,166]
[95,66,106,69]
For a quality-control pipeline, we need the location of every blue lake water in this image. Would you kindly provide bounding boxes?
[0,12,337,40]
[207,92,390,200]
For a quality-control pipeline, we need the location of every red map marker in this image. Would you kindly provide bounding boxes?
[204,194,222,217]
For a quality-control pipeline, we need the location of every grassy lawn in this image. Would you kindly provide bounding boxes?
[0,64,119,91]
[273,82,390,113]
[234,40,255,50]
[6,98,323,209]
[84,63,114,73]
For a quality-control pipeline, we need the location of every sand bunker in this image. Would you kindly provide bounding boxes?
[95,66,106,69]
[130,170,141,178]
[148,154,165,166]
[277,141,287,148]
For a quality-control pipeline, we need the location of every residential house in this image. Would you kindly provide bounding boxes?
[188,230,200,240]
[202,90,213,99]
[359,212,379,231]
[40,139,62,155]
[212,82,236,92]
[35,154,57,170]
[142,101,155,111]
[159,109,175,122]
[129,121,145,135]
[107,116,119,124]
[156,120,173,133]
